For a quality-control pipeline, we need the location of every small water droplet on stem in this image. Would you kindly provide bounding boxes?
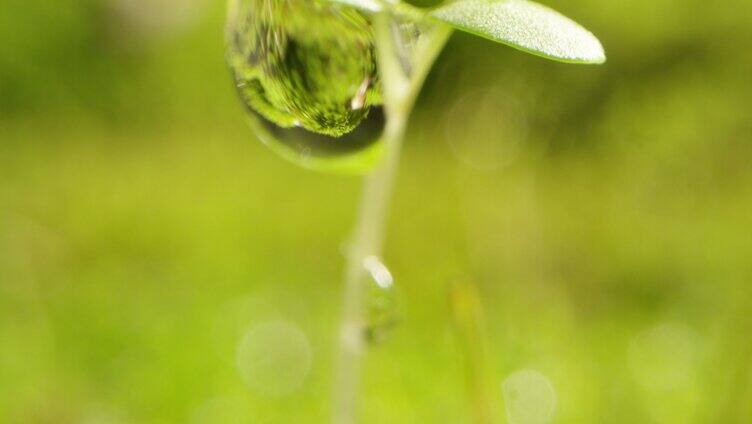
[362,256,401,345]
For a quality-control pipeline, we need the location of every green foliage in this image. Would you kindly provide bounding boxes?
[430,0,605,64]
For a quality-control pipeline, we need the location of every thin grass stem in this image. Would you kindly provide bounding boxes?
[332,12,451,424]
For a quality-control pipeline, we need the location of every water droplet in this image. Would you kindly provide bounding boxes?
[226,0,385,172]
[362,256,401,345]
[502,369,557,424]
[236,321,312,397]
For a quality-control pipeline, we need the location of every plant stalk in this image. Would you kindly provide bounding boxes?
[332,13,451,424]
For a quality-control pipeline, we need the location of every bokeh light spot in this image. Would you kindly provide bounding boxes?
[236,321,312,397]
[628,322,700,392]
[502,369,557,424]
[444,88,527,171]
[191,396,245,424]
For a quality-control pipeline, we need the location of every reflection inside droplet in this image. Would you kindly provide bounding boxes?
[226,0,385,170]
[502,369,557,424]
[362,256,401,345]
[364,255,393,289]
[236,321,312,397]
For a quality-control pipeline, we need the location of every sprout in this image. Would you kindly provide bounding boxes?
[226,1,605,422]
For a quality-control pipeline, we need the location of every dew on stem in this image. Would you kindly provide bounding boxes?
[362,255,402,345]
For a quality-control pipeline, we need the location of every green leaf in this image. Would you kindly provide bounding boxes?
[430,0,605,64]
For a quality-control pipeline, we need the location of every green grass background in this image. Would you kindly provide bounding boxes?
[1,0,752,422]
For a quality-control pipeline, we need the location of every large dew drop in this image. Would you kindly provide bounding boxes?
[226,0,385,173]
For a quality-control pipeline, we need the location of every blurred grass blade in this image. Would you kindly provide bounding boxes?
[431,0,606,64]
[449,278,498,424]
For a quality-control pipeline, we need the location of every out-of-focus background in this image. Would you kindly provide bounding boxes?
[2,1,751,423]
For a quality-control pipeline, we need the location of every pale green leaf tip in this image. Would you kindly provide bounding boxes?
[430,0,606,65]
